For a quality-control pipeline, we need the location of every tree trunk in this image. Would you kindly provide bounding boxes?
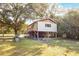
[2,27,5,41]
[13,29,20,42]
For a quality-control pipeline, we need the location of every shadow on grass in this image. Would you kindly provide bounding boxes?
[0,39,44,56]
[0,38,79,56]
[20,48,42,56]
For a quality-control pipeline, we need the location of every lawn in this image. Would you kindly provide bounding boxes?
[0,38,79,56]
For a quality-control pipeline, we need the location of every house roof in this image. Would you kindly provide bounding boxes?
[28,18,57,27]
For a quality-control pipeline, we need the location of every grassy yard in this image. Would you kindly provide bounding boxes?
[0,38,79,56]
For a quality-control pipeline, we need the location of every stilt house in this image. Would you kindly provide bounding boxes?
[27,18,57,39]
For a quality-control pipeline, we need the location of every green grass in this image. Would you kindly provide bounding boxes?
[48,38,79,51]
[0,38,79,56]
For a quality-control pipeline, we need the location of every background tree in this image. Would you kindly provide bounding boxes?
[58,10,79,39]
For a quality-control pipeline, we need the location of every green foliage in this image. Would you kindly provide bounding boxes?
[63,11,79,27]
[0,3,49,34]
[57,10,79,39]
[63,11,79,39]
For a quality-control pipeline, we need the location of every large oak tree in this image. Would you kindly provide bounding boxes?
[0,3,49,41]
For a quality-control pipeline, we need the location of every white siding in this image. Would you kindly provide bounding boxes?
[38,21,57,32]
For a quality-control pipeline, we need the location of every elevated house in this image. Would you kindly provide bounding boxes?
[27,18,57,40]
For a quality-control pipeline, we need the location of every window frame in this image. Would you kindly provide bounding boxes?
[45,24,51,28]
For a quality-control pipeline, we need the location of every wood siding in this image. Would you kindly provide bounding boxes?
[37,20,57,32]
[28,19,57,32]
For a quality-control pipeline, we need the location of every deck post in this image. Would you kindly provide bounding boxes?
[55,32,57,38]
[37,31,39,40]
[48,32,50,38]
[47,32,48,38]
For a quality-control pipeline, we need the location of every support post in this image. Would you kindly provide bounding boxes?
[48,32,50,38]
[37,31,39,40]
[55,32,57,38]
[48,32,49,38]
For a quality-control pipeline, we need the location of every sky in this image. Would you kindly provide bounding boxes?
[53,3,79,16]
[58,3,79,9]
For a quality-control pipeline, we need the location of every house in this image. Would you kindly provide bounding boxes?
[27,18,57,39]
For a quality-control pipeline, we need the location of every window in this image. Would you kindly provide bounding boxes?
[45,24,51,27]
